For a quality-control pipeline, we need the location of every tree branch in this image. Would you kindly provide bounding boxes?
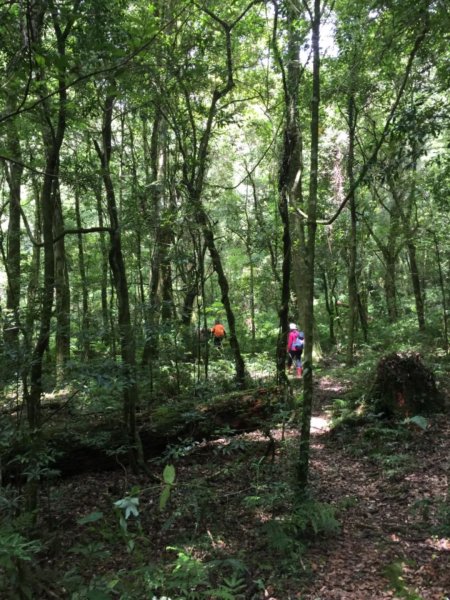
[293,22,430,226]
[0,6,188,126]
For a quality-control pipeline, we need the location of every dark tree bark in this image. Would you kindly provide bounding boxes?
[170,5,257,387]
[25,177,42,345]
[94,185,111,344]
[272,0,304,382]
[3,97,23,348]
[364,196,402,323]
[95,94,142,472]
[54,184,71,383]
[75,189,91,359]
[346,93,358,365]
[142,110,165,364]
[297,0,321,492]
[321,270,336,346]
[388,174,425,331]
[433,233,449,353]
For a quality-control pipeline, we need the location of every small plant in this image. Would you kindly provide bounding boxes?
[0,525,43,599]
[208,573,247,599]
[114,492,141,553]
[384,560,424,600]
[158,439,200,463]
[434,497,450,536]
[379,453,413,478]
[213,436,249,456]
[160,464,176,511]
[411,496,450,537]
[264,499,340,557]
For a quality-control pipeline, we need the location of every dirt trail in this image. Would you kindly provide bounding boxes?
[299,375,450,600]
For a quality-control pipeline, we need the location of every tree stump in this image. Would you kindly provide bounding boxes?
[369,352,444,417]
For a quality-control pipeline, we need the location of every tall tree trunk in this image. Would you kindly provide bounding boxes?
[297,0,320,492]
[75,189,91,359]
[173,6,251,387]
[406,238,425,330]
[273,0,303,381]
[346,93,358,365]
[95,94,142,472]
[322,270,336,346]
[363,204,401,323]
[433,233,449,353]
[29,0,79,424]
[25,178,42,345]
[95,185,110,343]
[384,249,398,322]
[191,196,246,385]
[160,199,176,323]
[54,184,70,384]
[389,176,425,331]
[142,111,164,365]
[3,97,23,349]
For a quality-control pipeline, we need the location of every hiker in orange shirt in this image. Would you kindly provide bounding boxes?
[211,319,226,348]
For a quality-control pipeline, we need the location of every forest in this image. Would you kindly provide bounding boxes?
[0,0,449,598]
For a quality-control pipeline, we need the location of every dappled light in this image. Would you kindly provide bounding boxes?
[0,0,449,597]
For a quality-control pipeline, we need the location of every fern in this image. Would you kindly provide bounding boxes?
[209,574,247,599]
[264,500,339,556]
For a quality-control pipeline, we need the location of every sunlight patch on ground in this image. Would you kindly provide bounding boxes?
[310,415,331,433]
[317,376,348,394]
[425,537,450,551]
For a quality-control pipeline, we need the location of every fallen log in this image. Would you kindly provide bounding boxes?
[4,386,284,479]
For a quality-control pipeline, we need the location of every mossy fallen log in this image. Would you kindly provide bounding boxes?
[4,387,282,479]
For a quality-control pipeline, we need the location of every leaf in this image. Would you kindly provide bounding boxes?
[34,53,46,68]
[159,485,171,511]
[404,415,428,430]
[114,497,139,519]
[77,511,104,525]
[163,464,176,485]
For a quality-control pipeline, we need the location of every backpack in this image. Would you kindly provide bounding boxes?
[212,324,225,338]
[291,332,303,351]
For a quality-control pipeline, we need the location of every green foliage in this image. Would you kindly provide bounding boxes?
[85,547,252,600]
[410,496,450,537]
[160,464,176,511]
[213,436,250,456]
[403,415,429,430]
[77,511,104,525]
[113,493,141,553]
[60,569,119,600]
[384,560,424,600]
[0,525,43,599]
[159,439,201,463]
[133,547,251,600]
[263,500,340,558]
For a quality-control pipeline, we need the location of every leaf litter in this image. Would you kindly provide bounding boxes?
[39,373,449,599]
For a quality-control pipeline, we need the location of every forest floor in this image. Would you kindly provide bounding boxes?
[41,371,450,600]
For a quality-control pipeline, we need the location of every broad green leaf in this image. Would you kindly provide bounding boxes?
[77,511,104,525]
[163,464,176,485]
[404,415,429,430]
